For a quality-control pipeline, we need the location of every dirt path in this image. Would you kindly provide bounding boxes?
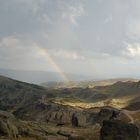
[121,109,140,124]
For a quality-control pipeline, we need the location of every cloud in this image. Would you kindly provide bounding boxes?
[127,19,140,40]
[0,36,52,70]
[1,0,140,78]
[122,42,140,58]
[0,36,19,47]
[104,16,113,24]
[50,49,85,60]
[14,0,47,14]
[62,4,85,26]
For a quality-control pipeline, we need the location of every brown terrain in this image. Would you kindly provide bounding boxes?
[0,75,140,140]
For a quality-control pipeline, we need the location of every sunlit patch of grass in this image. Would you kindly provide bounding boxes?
[51,95,138,110]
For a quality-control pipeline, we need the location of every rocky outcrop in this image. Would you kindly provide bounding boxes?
[100,120,140,140]
[0,110,57,139]
[95,107,119,124]
[14,103,121,128]
[14,102,95,127]
[72,113,87,127]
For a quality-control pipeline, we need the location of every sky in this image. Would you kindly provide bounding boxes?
[0,0,140,79]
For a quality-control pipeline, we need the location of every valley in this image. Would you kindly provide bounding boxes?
[0,75,140,140]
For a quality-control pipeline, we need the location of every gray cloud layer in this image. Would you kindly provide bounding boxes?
[0,0,140,78]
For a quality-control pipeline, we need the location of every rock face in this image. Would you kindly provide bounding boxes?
[14,102,94,127]
[72,113,87,127]
[14,104,120,128]
[95,108,119,124]
[100,120,140,140]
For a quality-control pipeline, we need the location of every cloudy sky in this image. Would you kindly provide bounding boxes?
[0,0,140,79]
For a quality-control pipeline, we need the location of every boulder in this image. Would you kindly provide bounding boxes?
[100,120,140,140]
[72,113,87,127]
[95,108,119,124]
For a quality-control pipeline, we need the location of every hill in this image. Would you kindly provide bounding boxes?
[41,78,138,89]
[0,75,49,111]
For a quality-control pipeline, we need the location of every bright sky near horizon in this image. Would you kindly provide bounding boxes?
[0,0,140,79]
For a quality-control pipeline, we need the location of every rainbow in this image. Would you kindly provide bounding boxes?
[37,47,69,82]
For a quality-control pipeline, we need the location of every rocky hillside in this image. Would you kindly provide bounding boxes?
[0,75,140,140]
[0,75,49,111]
